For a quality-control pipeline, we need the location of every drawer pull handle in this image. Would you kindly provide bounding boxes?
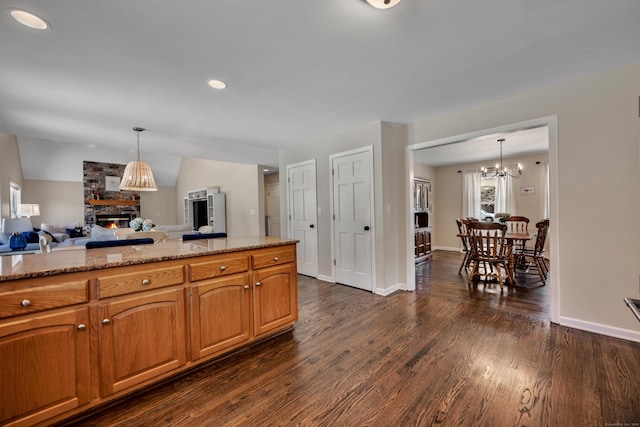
[141,279,151,285]
[102,319,111,325]
[220,266,226,271]
[256,281,262,287]
[244,285,249,290]
[273,257,279,262]
[77,324,86,331]
[21,299,31,307]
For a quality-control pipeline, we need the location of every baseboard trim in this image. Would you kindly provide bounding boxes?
[558,316,640,343]
[374,283,403,296]
[317,275,335,283]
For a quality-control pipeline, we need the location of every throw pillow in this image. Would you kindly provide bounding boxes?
[91,225,116,241]
[33,228,59,243]
[22,231,40,244]
[66,227,84,238]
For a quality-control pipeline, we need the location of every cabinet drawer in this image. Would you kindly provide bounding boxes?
[251,246,296,270]
[0,280,89,318]
[189,255,249,282]
[97,265,184,298]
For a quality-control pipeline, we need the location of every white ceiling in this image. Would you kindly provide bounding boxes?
[2,0,640,184]
[413,126,549,167]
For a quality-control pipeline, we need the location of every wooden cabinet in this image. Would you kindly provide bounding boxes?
[0,241,297,425]
[98,287,186,396]
[253,263,298,337]
[0,307,90,426]
[190,273,251,360]
[415,228,431,263]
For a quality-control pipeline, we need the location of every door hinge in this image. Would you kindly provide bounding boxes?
[289,214,291,220]
[332,214,335,220]
[288,177,290,182]
[332,169,334,176]
[333,259,336,265]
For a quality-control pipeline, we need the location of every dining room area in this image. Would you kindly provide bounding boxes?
[411,123,552,317]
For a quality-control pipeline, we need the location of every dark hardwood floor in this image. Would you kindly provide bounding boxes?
[63,251,640,426]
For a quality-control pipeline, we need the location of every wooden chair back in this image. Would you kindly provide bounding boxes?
[505,216,529,234]
[466,221,511,262]
[532,219,550,256]
[455,218,469,252]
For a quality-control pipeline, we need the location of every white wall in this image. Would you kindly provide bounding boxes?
[408,61,640,338]
[175,157,262,237]
[0,135,23,219]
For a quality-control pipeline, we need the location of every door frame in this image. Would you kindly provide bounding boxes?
[329,145,376,292]
[406,115,559,322]
[286,158,319,277]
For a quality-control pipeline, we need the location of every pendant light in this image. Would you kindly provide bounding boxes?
[481,138,523,179]
[364,0,403,9]
[119,127,158,191]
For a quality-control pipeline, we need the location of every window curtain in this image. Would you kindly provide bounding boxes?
[462,170,481,219]
[541,161,550,219]
[495,171,517,215]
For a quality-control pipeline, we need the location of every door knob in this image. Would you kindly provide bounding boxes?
[310,224,315,228]
[364,226,370,231]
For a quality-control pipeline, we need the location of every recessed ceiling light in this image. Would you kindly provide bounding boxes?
[364,0,402,9]
[10,9,49,30]
[263,168,269,172]
[207,79,227,90]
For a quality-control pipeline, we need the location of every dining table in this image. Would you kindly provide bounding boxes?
[456,229,533,287]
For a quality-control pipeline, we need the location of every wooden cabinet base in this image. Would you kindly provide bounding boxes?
[0,242,298,426]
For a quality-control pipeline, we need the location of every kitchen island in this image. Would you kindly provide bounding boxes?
[0,236,298,426]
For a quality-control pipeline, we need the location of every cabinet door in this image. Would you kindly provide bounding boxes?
[190,274,251,360]
[252,264,298,337]
[98,288,186,396]
[0,308,90,426]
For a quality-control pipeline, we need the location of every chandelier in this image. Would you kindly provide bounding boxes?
[481,138,522,179]
[119,127,158,191]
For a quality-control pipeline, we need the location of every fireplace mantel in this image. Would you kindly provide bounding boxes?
[87,199,138,206]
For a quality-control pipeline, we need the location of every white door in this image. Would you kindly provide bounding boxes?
[331,147,373,291]
[287,160,318,277]
[267,183,281,237]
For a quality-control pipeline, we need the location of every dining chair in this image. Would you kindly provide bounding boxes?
[466,221,512,289]
[455,218,472,274]
[505,216,530,257]
[517,219,550,285]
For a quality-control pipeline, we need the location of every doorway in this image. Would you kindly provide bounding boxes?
[330,146,374,292]
[287,159,319,277]
[406,116,559,322]
[267,183,281,237]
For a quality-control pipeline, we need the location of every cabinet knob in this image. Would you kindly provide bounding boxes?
[77,324,86,331]
[220,265,226,271]
[21,299,31,307]
[102,319,111,325]
[256,281,262,287]
[273,257,279,262]
[141,279,150,285]
[244,285,249,290]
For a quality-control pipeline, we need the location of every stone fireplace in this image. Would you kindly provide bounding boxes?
[83,161,140,226]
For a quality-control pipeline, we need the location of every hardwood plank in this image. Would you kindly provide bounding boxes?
[62,251,640,427]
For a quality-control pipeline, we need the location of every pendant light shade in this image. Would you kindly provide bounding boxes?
[119,127,158,191]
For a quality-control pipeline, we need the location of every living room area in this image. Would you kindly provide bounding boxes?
[0,133,277,252]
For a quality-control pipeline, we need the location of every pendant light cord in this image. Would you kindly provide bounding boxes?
[133,127,145,161]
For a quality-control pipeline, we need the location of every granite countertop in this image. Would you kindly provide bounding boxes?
[0,236,298,282]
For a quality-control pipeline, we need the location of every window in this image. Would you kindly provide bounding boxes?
[480,177,496,221]
[9,181,21,218]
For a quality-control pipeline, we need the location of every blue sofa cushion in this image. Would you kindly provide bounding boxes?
[86,238,154,249]
[182,233,227,241]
